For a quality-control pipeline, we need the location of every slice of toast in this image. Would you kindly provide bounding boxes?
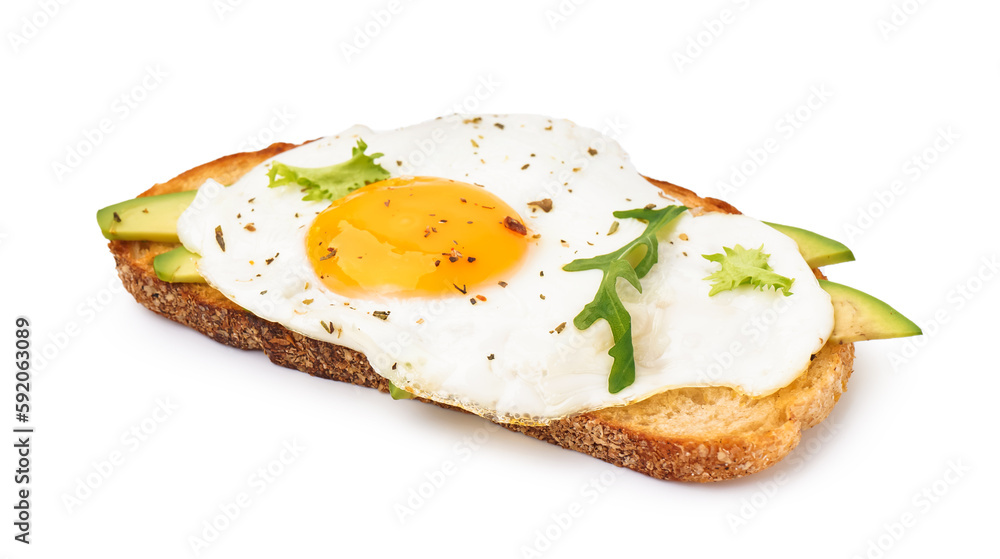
[106,142,854,482]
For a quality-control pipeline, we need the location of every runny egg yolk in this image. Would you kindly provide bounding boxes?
[307,176,530,298]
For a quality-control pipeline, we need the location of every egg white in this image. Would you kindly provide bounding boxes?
[177,114,833,424]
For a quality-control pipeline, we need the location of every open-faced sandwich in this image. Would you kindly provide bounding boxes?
[97,114,920,481]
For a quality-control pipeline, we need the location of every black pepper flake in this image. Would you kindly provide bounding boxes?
[467,257,476,263]
[396,160,403,166]
[434,260,441,267]
[503,216,527,236]
[453,283,467,294]
[373,311,390,321]
[498,281,508,288]
[460,197,467,203]
[487,354,495,360]
[384,199,390,207]
[142,208,149,214]
[555,322,566,334]
[439,219,448,223]
[248,198,255,203]
[494,123,504,130]
[215,226,226,252]
[587,147,598,156]
[260,290,268,295]
[265,252,279,265]
[521,163,530,170]
[244,223,256,232]
[644,203,656,210]
[527,199,553,213]
[469,298,477,305]
[539,271,544,277]
[112,212,122,223]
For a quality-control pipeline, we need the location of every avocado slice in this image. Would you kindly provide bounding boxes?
[764,222,855,268]
[153,247,205,283]
[97,190,197,242]
[387,379,415,400]
[820,280,921,343]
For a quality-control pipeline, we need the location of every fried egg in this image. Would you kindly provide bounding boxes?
[176,114,833,424]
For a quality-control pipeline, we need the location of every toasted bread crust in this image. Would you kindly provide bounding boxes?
[106,143,854,482]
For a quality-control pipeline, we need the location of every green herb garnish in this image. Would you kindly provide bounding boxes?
[563,206,687,393]
[266,139,390,201]
[702,244,794,297]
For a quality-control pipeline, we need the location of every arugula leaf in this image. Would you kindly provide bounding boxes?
[702,244,794,297]
[563,206,688,393]
[266,139,390,202]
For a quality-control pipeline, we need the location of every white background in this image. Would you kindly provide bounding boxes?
[3,1,998,557]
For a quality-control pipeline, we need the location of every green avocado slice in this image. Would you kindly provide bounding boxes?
[764,221,855,268]
[387,379,415,400]
[820,280,921,343]
[153,246,205,283]
[96,190,197,242]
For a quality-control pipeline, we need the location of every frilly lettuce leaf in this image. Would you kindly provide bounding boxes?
[266,139,390,202]
[702,244,794,297]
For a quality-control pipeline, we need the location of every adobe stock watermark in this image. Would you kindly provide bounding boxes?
[715,84,833,197]
[696,293,803,385]
[212,0,247,21]
[842,127,958,244]
[543,0,588,31]
[887,253,997,371]
[34,274,125,374]
[61,398,180,513]
[850,459,970,559]
[671,0,754,72]
[340,0,407,64]
[877,0,931,41]
[531,115,627,203]
[394,421,500,523]
[726,420,841,532]
[235,106,295,152]
[391,74,502,175]
[51,64,168,182]
[188,439,305,556]
[519,469,621,558]
[7,0,71,54]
